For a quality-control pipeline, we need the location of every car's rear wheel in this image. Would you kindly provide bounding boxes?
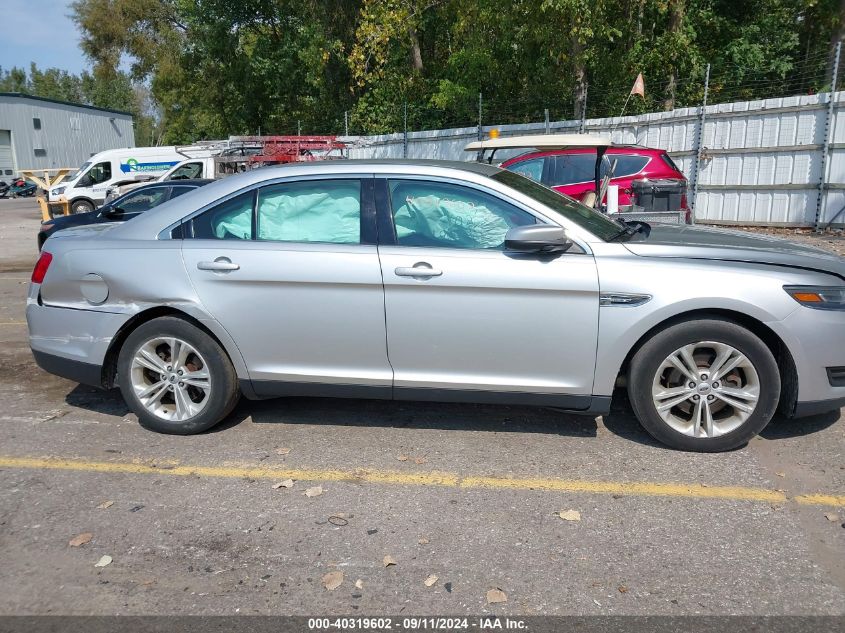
[117,317,240,434]
[627,319,780,452]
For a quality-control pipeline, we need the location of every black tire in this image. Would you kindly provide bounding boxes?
[627,318,780,452]
[117,316,240,434]
[70,199,95,214]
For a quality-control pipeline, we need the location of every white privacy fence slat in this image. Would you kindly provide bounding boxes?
[347,91,845,228]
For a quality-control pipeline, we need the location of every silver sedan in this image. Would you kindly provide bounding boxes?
[26,160,845,451]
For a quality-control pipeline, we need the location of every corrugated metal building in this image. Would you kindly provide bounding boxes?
[0,93,134,178]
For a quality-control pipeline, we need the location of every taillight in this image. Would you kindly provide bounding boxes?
[31,251,53,284]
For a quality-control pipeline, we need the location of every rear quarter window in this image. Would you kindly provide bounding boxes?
[608,155,649,178]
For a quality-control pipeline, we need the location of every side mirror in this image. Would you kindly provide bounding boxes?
[504,225,573,254]
[103,206,125,218]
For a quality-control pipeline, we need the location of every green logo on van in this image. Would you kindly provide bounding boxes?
[120,158,179,173]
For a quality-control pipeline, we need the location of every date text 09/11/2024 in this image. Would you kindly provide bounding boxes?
[307,617,528,630]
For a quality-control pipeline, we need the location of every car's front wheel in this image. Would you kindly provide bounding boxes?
[71,199,96,214]
[117,317,240,434]
[627,318,780,452]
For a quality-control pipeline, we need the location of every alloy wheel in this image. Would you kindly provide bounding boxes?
[651,340,760,438]
[129,337,211,421]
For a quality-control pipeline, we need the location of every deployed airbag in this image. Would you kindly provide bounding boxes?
[393,194,513,249]
[257,182,360,243]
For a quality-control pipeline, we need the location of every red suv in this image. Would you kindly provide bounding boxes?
[501,146,690,221]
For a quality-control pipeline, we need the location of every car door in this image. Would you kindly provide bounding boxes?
[376,176,600,407]
[181,176,392,397]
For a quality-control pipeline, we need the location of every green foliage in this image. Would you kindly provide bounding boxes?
[60,0,845,140]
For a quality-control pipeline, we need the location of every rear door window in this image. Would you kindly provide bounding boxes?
[190,191,255,240]
[549,154,597,186]
[256,180,361,244]
[186,180,363,243]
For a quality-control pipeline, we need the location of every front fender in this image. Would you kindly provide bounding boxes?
[591,255,833,396]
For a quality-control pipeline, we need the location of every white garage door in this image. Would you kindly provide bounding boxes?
[0,130,14,178]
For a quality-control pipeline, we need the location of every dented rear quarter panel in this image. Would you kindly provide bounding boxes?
[31,236,251,379]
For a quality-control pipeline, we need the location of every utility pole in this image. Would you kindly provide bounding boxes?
[690,63,710,223]
[815,40,842,231]
[344,111,349,137]
[477,92,483,141]
[544,109,550,134]
[579,83,588,133]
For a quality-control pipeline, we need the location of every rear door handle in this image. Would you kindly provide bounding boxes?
[197,257,240,272]
[394,263,442,278]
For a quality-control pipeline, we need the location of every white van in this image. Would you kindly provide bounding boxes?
[103,156,219,203]
[48,147,189,214]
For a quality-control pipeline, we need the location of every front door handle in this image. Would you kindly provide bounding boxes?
[197,257,240,272]
[395,263,443,278]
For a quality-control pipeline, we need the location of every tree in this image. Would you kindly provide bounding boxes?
[66,0,845,140]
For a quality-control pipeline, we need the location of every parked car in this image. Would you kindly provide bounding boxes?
[501,144,690,220]
[26,161,845,451]
[38,179,212,250]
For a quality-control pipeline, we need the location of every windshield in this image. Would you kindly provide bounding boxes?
[67,161,92,185]
[491,169,623,241]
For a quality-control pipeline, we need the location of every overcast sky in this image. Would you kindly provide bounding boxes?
[0,0,88,75]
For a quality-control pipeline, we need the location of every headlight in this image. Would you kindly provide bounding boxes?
[41,223,55,230]
[51,187,65,196]
[784,285,845,310]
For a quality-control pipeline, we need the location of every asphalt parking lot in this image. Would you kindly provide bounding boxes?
[0,198,843,617]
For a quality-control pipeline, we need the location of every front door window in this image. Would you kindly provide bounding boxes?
[80,161,112,187]
[387,179,535,250]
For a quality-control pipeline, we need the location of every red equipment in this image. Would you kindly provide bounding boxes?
[229,136,348,166]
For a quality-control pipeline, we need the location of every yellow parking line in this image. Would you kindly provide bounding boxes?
[0,456,459,487]
[460,475,786,503]
[794,493,845,507]
[0,321,25,325]
[0,455,841,507]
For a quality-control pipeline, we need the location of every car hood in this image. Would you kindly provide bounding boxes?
[623,224,845,279]
[45,211,102,231]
